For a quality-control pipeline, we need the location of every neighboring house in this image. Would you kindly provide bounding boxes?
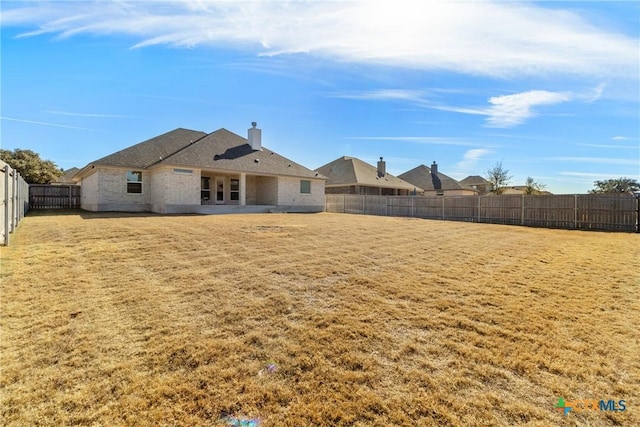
[316,156,422,195]
[72,123,326,214]
[500,186,553,195]
[460,175,490,195]
[51,167,80,185]
[399,162,477,196]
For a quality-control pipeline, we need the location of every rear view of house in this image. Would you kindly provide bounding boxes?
[73,123,326,214]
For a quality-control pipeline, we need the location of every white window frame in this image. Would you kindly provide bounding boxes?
[126,171,143,194]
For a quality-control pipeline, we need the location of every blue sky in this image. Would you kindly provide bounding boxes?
[1,0,638,194]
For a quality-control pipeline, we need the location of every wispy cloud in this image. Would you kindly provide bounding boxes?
[613,136,629,141]
[559,172,632,178]
[328,89,428,104]
[456,149,492,172]
[2,1,638,79]
[0,116,96,131]
[45,110,131,118]
[484,90,572,127]
[577,143,638,149]
[342,136,475,146]
[549,157,638,166]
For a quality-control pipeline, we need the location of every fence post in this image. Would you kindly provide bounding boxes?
[636,194,640,233]
[411,197,414,217]
[574,194,578,229]
[521,194,525,225]
[362,195,366,215]
[442,196,445,220]
[477,196,481,222]
[3,165,9,246]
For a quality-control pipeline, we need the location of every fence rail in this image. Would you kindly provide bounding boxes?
[29,184,81,209]
[326,194,639,232]
[1,160,29,246]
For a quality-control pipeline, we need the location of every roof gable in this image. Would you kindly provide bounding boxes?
[164,128,322,179]
[460,175,489,186]
[316,156,419,191]
[399,164,474,192]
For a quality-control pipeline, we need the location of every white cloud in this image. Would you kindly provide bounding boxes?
[456,148,492,172]
[2,0,638,79]
[45,110,130,118]
[549,157,638,166]
[613,136,629,140]
[0,116,97,131]
[343,136,475,146]
[559,172,629,178]
[484,90,572,127]
[328,89,428,103]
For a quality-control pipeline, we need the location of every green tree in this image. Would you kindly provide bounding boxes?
[0,148,63,184]
[486,161,512,194]
[589,177,640,195]
[524,176,546,195]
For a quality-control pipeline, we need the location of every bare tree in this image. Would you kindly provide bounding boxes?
[524,176,546,195]
[486,161,512,194]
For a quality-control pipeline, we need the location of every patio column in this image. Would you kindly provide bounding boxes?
[240,173,246,206]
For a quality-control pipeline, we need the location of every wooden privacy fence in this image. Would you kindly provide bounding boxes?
[1,160,29,246]
[29,184,81,209]
[326,194,640,232]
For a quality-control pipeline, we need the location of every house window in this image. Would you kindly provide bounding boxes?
[230,179,240,201]
[300,180,311,194]
[201,177,211,200]
[174,168,193,174]
[126,171,142,193]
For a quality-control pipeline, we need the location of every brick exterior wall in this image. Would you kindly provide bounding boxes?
[277,176,325,207]
[152,168,200,211]
[80,167,325,213]
[81,167,151,211]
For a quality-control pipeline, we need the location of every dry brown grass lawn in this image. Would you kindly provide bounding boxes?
[1,211,638,426]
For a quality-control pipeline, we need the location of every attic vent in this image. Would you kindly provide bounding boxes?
[254,159,260,163]
[214,154,221,160]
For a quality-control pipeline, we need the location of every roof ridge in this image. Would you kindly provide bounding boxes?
[151,131,212,167]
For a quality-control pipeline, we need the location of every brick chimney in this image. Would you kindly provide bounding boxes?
[248,122,262,151]
[431,161,438,175]
[377,157,386,177]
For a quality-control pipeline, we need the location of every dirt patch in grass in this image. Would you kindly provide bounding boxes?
[1,211,638,426]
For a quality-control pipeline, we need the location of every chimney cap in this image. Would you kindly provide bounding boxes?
[380,157,383,161]
[251,121,257,128]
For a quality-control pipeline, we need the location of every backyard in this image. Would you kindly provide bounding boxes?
[1,211,638,426]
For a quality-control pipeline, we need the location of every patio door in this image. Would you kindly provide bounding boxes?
[215,177,225,204]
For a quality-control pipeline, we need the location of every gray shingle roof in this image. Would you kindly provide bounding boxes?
[165,128,323,179]
[399,165,475,192]
[92,128,208,168]
[83,127,322,179]
[316,156,420,191]
[53,167,80,183]
[460,175,489,186]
